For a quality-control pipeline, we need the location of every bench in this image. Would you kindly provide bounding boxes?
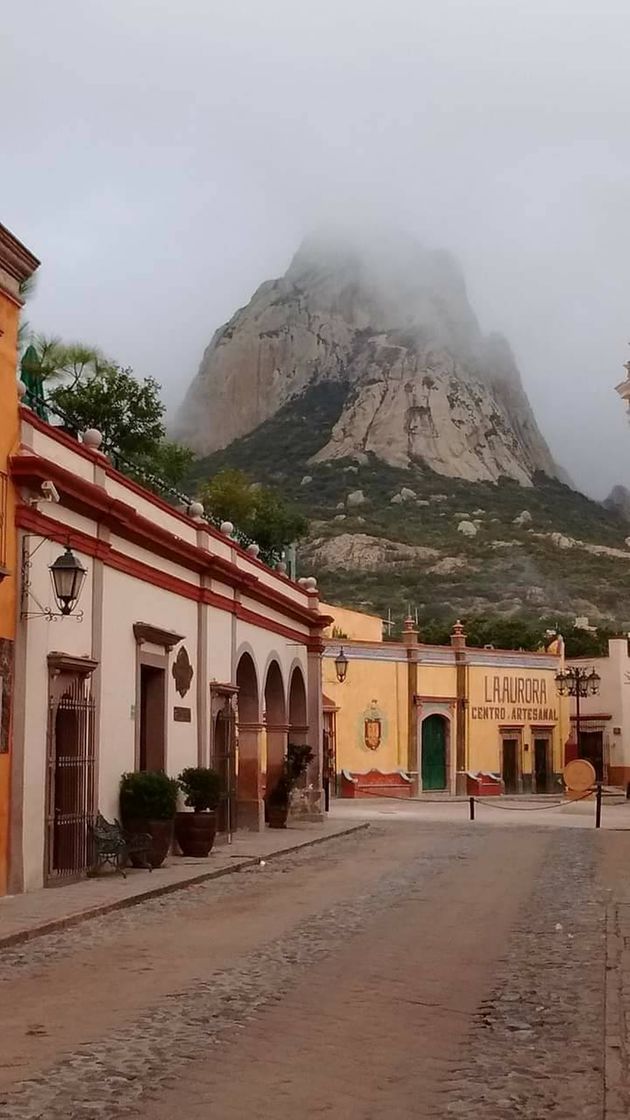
[89,813,153,877]
[340,769,413,799]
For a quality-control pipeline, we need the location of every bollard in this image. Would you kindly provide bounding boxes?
[595,782,603,829]
[469,796,475,822]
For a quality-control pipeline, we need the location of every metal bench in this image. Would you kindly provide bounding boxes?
[89,813,153,877]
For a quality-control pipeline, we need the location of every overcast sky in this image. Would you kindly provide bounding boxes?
[4,0,630,498]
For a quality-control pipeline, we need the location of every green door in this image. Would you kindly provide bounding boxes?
[421,716,447,791]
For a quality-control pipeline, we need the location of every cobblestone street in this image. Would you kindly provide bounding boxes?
[0,816,628,1118]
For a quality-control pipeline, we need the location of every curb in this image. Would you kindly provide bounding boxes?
[0,823,370,951]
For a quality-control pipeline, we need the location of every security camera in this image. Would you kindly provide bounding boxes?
[41,481,60,504]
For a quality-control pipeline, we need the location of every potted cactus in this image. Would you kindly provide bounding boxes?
[119,771,179,868]
[175,767,223,856]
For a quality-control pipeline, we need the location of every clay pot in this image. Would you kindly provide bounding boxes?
[267,804,289,829]
[125,818,174,869]
[175,811,217,857]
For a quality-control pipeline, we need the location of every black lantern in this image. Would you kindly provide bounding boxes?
[334,647,349,684]
[49,546,87,616]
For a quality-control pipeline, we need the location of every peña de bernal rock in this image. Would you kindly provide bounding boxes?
[176,231,630,627]
[176,231,560,486]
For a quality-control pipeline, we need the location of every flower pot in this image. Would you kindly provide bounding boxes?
[175,810,217,857]
[267,803,289,829]
[124,818,174,868]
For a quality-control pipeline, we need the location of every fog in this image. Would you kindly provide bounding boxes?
[4,0,630,498]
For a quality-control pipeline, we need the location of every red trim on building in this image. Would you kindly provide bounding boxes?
[15,504,324,648]
[19,408,310,591]
[12,456,330,633]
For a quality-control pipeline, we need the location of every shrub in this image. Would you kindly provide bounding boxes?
[119,770,179,822]
[177,767,223,812]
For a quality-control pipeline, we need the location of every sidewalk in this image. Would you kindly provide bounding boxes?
[0,820,367,949]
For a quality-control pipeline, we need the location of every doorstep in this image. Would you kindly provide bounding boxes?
[0,820,368,949]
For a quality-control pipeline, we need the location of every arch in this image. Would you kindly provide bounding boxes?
[421,714,448,792]
[288,665,308,734]
[235,652,263,829]
[236,652,259,724]
[264,659,287,802]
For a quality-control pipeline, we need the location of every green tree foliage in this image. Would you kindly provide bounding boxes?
[24,335,194,492]
[199,469,307,555]
[419,614,618,656]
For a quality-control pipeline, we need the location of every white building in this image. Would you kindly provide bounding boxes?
[567,638,630,786]
[9,408,327,892]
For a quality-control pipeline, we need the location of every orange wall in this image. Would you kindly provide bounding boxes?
[0,282,21,894]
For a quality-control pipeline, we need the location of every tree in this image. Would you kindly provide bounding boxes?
[23,334,195,493]
[199,469,307,555]
[51,365,164,458]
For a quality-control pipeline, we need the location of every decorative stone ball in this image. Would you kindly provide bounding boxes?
[276,561,288,574]
[82,428,103,450]
[247,542,260,557]
[297,577,309,586]
[220,520,234,536]
[305,577,318,591]
[16,379,27,401]
[188,501,205,519]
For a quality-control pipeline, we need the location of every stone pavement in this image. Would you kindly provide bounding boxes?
[0,817,629,1118]
[0,819,366,947]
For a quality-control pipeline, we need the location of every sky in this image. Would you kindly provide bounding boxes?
[3,0,630,499]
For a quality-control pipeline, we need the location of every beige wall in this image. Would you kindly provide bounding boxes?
[321,602,383,642]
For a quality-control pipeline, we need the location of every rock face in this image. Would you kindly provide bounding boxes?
[175,230,561,486]
[604,485,630,522]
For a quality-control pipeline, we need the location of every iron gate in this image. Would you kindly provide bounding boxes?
[46,673,96,883]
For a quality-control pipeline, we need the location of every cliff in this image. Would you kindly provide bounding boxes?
[175,232,561,486]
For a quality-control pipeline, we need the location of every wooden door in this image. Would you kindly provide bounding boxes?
[534,738,550,793]
[502,738,519,794]
[421,716,447,791]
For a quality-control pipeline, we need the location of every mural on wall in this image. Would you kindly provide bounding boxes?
[358,701,387,752]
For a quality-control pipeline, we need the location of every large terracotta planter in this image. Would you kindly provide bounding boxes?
[267,804,289,829]
[175,810,217,857]
[125,818,174,868]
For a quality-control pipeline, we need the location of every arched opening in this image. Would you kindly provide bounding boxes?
[236,653,263,830]
[264,660,287,802]
[421,715,448,792]
[288,667,308,737]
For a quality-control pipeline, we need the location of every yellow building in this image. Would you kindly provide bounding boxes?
[0,223,39,893]
[322,605,569,795]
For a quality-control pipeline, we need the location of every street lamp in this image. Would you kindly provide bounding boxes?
[334,647,349,684]
[49,546,87,616]
[555,665,601,760]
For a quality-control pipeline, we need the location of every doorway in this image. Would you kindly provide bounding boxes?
[46,672,96,883]
[534,737,551,793]
[421,715,447,791]
[502,738,520,794]
[139,664,166,771]
[214,707,237,835]
[579,731,604,783]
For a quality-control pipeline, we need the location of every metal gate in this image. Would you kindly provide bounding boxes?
[46,673,96,883]
[214,705,237,838]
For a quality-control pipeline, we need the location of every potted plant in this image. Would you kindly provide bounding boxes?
[175,767,223,857]
[119,770,179,868]
[266,743,314,829]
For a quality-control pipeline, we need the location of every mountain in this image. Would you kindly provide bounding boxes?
[604,485,630,523]
[175,232,560,487]
[178,233,630,625]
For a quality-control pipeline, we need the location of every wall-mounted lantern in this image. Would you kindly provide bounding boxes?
[49,546,87,616]
[334,647,349,684]
[21,537,87,621]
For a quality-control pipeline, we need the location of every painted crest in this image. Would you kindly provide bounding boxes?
[172,646,194,698]
[364,717,382,751]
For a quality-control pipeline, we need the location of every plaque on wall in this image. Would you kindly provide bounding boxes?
[173,706,192,723]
